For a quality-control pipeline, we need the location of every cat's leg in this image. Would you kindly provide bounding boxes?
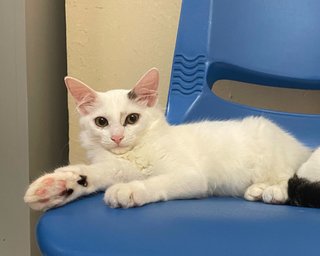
[244,183,270,201]
[261,180,288,204]
[244,180,288,204]
[104,171,208,208]
[24,162,143,211]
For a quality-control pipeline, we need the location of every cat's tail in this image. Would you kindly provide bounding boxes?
[287,148,320,208]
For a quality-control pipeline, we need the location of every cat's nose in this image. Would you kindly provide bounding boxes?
[111,135,124,145]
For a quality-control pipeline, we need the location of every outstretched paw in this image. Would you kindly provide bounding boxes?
[24,171,88,211]
[104,181,149,208]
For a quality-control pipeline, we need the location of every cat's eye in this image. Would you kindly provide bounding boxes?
[94,116,109,127]
[125,113,140,125]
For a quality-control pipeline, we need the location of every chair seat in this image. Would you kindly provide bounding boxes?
[37,193,320,256]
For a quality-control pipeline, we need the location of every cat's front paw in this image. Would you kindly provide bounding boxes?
[262,185,288,204]
[24,169,88,211]
[104,181,149,208]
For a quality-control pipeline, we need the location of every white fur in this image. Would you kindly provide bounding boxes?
[24,70,319,211]
[297,148,320,182]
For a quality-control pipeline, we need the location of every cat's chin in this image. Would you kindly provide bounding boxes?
[109,146,132,155]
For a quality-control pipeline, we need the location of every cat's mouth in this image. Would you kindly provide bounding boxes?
[109,145,132,155]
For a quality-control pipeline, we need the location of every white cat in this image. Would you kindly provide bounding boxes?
[24,68,320,211]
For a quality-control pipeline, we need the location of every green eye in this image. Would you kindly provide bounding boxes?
[94,117,109,127]
[125,113,140,125]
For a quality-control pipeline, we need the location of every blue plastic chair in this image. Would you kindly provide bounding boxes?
[37,1,320,255]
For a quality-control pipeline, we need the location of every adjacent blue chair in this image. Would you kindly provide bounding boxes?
[37,1,320,255]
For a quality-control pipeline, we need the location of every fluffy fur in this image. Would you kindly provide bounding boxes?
[24,68,320,211]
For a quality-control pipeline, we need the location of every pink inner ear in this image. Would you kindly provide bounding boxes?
[64,77,97,115]
[132,68,159,107]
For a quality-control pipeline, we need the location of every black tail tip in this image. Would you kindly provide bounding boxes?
[288,174,320,208]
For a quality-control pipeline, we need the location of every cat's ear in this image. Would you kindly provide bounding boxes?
[128,68,159,107]
[64,76,98,115]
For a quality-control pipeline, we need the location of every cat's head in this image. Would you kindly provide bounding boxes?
[65,68,163,155]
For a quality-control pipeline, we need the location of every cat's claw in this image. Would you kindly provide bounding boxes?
[104,181,149,208]
[24,171,87,211]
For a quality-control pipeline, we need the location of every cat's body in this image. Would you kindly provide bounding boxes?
[24,68,320,211]
[86,115,310,199]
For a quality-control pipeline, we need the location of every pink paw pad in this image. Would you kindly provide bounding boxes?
[35,188,47,196]
[35,178,68,201]
[42,177,54,186]
[57,180,67,189]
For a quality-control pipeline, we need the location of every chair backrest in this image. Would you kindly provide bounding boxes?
[166,0,320,148]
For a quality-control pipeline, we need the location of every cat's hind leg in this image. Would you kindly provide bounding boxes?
[244,181,288,204]
[261,181,288,204]
[244,183,269,201]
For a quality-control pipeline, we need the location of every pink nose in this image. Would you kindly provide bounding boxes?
[111,135,124,145]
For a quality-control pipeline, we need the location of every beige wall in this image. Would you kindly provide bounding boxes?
[66,0,182,163]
